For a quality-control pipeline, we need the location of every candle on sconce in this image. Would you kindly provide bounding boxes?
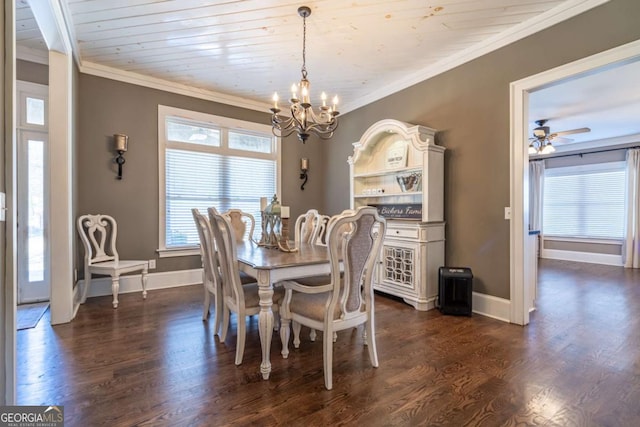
[260,197,268,211]
[280,206,290,219]
[300,158,309,171]
[114,134,128,152]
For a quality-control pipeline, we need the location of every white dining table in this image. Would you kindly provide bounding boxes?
[235,240,333,380]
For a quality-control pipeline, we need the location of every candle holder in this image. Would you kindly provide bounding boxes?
[277,217,298,253]
[114,134,128,180]
[257,195,281,249]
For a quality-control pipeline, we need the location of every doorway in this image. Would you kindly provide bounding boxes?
[16,81,50,304]
[509,39,640,325]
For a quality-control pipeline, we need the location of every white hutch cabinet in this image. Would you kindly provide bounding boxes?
[348,119,445,311]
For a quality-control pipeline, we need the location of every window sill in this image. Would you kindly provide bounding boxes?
[157,247,200,258]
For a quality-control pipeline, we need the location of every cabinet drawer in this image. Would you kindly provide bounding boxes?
[386,227,419,239]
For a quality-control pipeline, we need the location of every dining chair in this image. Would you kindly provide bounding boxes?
[279,206,386,390]
[208,207,285,365]
[191,208,223,331]
[314,214,331,245]
[223,209,256,243]
[76,214,149,308]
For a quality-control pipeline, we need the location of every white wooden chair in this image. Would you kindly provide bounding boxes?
[192,208,223,332]
[76,214,149,308]
[294,209,331,246]
[208,207,284,365]
[223,209,256,243]
[279,206,386,390]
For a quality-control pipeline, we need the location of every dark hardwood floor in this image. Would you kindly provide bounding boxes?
[18,259,640,426]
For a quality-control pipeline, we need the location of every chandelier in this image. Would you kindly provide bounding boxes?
[270,6,339,143]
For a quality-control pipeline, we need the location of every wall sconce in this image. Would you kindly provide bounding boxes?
[300,157,309,190]
[114,134,128,180]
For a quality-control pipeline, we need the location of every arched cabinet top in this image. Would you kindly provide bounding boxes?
[348,119,443,166]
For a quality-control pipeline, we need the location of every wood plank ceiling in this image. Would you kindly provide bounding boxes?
[18,0,586,113]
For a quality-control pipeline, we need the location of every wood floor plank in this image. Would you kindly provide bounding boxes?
[17,259,640,425]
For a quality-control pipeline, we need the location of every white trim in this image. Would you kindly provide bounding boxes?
[343,0,610,113]
[472,292,511,323]
[81,269,203,299]
[510,39,640,326]
[16,80,48,131]
[48,50,74,325]
[81,61,269,113]
[541,249,623,266]
[157,248,199,258]
[542,236,622,245]
[16,45,48,65]
[27,0,71,54]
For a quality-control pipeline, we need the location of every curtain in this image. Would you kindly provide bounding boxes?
[529,160,545,232]
[624,148,640,268]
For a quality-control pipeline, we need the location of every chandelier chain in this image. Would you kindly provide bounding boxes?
[301,13,307,79]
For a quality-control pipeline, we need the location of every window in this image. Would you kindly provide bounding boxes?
[543,161,626,239]
[158,106,279,255]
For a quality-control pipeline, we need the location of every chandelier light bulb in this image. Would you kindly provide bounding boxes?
[321,92,327,107]
[272,93,279,109]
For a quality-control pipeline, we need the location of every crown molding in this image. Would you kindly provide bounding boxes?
[79,61,270,113]
[16,45,48,65]
[340,0,611,114]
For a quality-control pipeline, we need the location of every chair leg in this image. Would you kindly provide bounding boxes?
[111,275,120,308]
[213,283,223,336]
[292,321,302,349]
[366,319,379,368]
[280,314,291,358]
[309,328,317,341]
[81,268,91,304]
[235,314,246,365]
[323,327,334,390]
[220,305,230,341]
[202,284,211,321]
[333,331,338,343]
[141,267,148,299]
[273,310,280,332]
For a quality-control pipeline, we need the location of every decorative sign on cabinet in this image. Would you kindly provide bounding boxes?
[348,119,446,311]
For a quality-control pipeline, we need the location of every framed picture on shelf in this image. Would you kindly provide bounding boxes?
[385,140,408,169]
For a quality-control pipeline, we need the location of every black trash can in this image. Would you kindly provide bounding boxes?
[438,267,473,316]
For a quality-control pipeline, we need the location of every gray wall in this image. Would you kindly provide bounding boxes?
[325,0,640,299]
[76,74,324,273]
[16,59,47,85]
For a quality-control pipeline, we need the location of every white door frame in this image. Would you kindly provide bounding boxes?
[16,81,49,304]
[509,39,640,325]
[28,0,75,325]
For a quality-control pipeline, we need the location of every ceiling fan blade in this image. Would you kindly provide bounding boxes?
[550,136,574,144]
[554,127,591,136]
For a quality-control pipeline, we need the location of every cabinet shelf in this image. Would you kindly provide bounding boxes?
[354,191,422,198]
[354,166,422,178]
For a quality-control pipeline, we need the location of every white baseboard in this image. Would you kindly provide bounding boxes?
[541,249,623,266]
[472,292,511,323]
[79,268,203,299]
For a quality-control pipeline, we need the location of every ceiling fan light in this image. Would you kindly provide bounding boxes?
[541,143,555,154]
[528,144,537,155]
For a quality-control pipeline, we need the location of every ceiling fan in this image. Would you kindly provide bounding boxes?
[529,119,591,155]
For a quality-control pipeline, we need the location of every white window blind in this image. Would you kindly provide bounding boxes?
[542,162,625,239]
[159,106,278,251]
